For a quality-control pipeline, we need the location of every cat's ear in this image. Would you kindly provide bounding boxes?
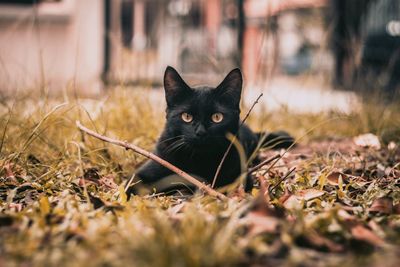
[216,68,243,107]
[164,66,191,106]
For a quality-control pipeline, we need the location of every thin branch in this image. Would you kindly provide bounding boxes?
[269,166,296,192]
[247,154,281,174]
[211,93,263,188]
[76,121,227,200]
[124,173,136,192]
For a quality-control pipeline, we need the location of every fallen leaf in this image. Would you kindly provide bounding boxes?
[353,133,381,149]
[245,212,280,235]
[4,162,15,177]
[304,230,344,252]
[3,162,18,184]
[326,171,347,186]
[368,197,393,214]
[278,187,291,204]
[337,209,356,222]
[296,189,325,201]
[387,141,397,150]
[351,224,385,247]
[244,184,282,235]
[99,175,118,190]
[8,203,23,212]
[282,195,303,210]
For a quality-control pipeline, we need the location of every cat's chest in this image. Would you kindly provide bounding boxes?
[161,146,242,184]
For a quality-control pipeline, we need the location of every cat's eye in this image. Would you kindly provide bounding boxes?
[181,112,193,123]
[211,113,224,123]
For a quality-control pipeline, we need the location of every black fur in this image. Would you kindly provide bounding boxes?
[132,67,293,194]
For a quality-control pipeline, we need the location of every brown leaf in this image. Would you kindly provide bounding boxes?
[353,133,381,149]
[245,184,283,235]
[368,197,393,214]
[99,175,118,190]
[8,203,23,212]
[326,171,347,186]
[3,162,18,184]
[278,187,291,204]
[4,162,15,177]
[282,195,303,210]
[245,212,280,235]
[337,209,356,222]
[305,230,344,252]
[250,181,280,217]
[296,189,325,201]
[351,225,385,247]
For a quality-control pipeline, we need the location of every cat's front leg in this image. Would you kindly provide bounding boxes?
[136,160,173,184]
[126,160,173,195]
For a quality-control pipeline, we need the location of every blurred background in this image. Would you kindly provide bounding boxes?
[0,0,399,112]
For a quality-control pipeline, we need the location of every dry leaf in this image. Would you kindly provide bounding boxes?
[296,189,325,201]
[368,197,393,214]
[337,209,356,222]
[245,185,282,235]
[305,231,344,252]
[351,225,385,246]
[278,187,291,204]
[326,171,347,186]
[387,141,397,150]
[8,203,23,212]
[282,195,303,210]
[245,212,280,235]
[353,133,381,149]
[99,175,118,190]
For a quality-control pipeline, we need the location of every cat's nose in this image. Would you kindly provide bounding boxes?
[195,125,207,137]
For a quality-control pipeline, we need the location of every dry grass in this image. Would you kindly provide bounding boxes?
[0,88,399,267]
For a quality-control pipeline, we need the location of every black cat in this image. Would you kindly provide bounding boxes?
[133,66,293,193]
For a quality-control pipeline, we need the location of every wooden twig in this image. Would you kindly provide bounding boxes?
[247,154,281,174]
[211,93,263,188]
[269,166,296,192]
[76,121,227,200]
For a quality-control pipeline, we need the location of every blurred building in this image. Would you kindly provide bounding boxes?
[0,0,331,92]
[0,0,397,95]
[109,0,330,85]
[0,0,104,93]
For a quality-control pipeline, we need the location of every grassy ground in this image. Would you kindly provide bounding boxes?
[0,88,399,267]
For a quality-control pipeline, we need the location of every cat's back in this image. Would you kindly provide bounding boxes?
[237,124,259,157]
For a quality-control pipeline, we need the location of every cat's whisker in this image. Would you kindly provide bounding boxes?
[167,143,185,155]
[164,139,186,154]
[157,135,185,145]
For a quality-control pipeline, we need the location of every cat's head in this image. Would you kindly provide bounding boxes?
[162,66,242,147]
